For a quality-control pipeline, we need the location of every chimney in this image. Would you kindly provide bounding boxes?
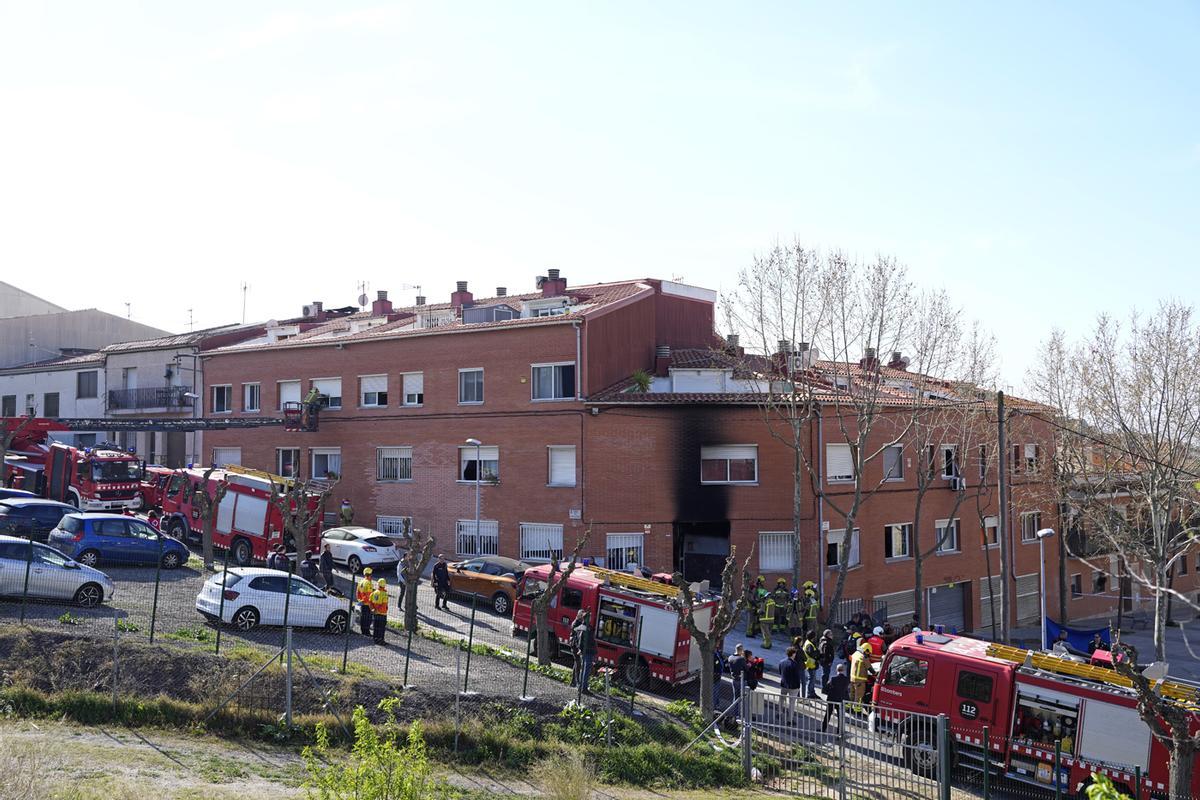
[860,346,879,371]
[888,350,909,370]
[540,268,568,298]
[726,333,742,356]
[496,286,507,297]
[450,280,474,310]
[371,290,393,317]
[777,339,793,355]
[415,295,426,307]
[654,344,672,377]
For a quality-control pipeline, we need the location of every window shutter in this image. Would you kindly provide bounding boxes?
[313,378,341,396]
[404,373,424,394]
[361,375,387,394]
[826,444,854,480]
[279,381,301,405]
[548,446,576,486]
[700,445,757,461]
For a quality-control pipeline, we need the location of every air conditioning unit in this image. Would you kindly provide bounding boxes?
[302,304,317,317]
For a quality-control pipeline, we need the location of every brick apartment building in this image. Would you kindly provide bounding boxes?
[200,272,1158,633]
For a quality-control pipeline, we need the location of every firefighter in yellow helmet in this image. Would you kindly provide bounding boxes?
[771,578,789,632]
[369,578,389,645]
[849,640,872,711]
[760,594,776,649]
[356,567,375,636]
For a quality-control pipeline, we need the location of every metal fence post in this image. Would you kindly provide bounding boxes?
[520,632,534,701]
[605,670,612,748]
[214,545,231,655]
[1054,738,1062,800]
[741,690,752,783]
[284,626,294,728]
[402,624,414,687]
[462,593,478,693]
[112,608,120,717]
[838,701,847,800]
[628,622,643,714]
[937,714,951,800]
[982,726,990,799]
[1135,765,1142,798]
[149,532,164,643]
[19,528,33,624]
[454,646,462,754]
[341,573,355,674]
[281,559,294,662]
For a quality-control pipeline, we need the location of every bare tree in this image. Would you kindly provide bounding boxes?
[268,476,336,561]
[0,413,37,489]
[529,528,593,666]
[398,527,435,632]
[189,466,230,571]
[671,547,750,722]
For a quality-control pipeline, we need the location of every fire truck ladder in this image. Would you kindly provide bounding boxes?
[586,565,680,599]
[986,642,1200,709]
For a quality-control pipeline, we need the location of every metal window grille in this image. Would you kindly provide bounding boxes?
[456,519,499,556]
[758,532,794,571]
[376,447,413,481]
[376,515,412,539]
[605,533,644,571]
[519,523,563,562]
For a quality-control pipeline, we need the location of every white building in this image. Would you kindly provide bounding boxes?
[0,353,107,448]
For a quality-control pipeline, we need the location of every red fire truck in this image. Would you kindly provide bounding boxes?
[139,465,175,511]
[872,631,1200,797]
[3,418,144,511]
[512,564,716,687]
[160,465,327,566]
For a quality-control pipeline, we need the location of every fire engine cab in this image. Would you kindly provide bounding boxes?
[3,418,143,511]
[512,564,716,688]
[873,631,1200,797]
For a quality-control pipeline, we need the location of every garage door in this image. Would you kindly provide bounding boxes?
[875,589,915,627]
[1016,573,1040,625]
[927,582,967,632]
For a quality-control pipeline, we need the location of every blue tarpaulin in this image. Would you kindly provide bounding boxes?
[1045,618,1111,653]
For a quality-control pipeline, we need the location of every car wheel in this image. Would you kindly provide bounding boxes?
[231,538,253,567]
[77,550,100,568]
[325,610,349,634]
[231,606,260,631]
[161,550,182,569]
[347,555,363,574]
[73,582,103,608]
[167,518,188,540]
[491,592,511,616]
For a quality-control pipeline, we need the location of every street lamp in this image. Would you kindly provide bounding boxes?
[465,438,482,554]
[1036,528,1056,651]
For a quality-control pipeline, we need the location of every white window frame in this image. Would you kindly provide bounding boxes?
[242,382,261,413]
[1070,572,1083,598]
[359,374,388,408]
[759,532,795,572]
[311,377,342,410]
[606,533,645,571]
[979,444,989,481]
[401,372,424,407]
[310,447,342,480]
[884,522,912,561]
[376,515,413,540]
[1020,511,1042,543]
[940,444,960,479]
[547,445,576,487]
[826,443,854,483]
[458,368,484,405]
[276,447,300,478]
[1024,443,1040,474]
[700,444,758,485]
[935,518,961,554]
[277,379,301,410]
[825,528,861,569]
[376,446,413,482]
[212,447,241,467]
[883,445,904,481]
[982,516,1000,549]
[531,361,577,401]
[519,522,564,563]
[458,445,499,483]
[211,384,233,414]
[456,519,499,557]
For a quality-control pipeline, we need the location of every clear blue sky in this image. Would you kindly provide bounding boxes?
[1,2,1196,387]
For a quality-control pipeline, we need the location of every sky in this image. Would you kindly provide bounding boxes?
[0,2,1196,389]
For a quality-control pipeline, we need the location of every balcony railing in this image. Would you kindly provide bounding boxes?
[108,386,194,411]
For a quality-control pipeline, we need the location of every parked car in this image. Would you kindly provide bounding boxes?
[444,556,532,615]
[47,513,190,569]
[0,488,36,501]
[320,526,401,574]
[0,498,76,541]
[0,534,115,607]
[195,567,350,633]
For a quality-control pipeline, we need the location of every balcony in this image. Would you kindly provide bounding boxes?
[108,386,195,411]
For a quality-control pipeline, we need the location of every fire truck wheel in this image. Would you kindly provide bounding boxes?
[73,583,103,608]
[161,551,182,570]
[618,654,650,688]
[901,722,940,777]
[167,518,188,541]
[76,550,100,568]
[67,490,82,510]
[231,606,260,631]
[325,610,349,634]
[231,538,253,567]
[491,592,511,616]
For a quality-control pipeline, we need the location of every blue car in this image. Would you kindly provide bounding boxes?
[47,513,190,569]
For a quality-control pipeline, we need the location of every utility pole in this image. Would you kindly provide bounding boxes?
[997,391,1011,643]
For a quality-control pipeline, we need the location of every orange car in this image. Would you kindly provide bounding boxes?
[446,556,532,615]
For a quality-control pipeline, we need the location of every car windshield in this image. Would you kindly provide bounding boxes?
[365,536,394,547]
[91,460,142,482]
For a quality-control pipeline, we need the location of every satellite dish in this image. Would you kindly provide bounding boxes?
[357,293,368,307]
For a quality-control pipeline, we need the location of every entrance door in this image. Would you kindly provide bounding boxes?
[674,521,731,589]
[927,582,967,632]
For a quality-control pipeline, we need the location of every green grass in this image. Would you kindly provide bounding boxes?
[166,626,214,643]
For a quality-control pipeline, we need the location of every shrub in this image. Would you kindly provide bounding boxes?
[1086,774,1132,800]
[665,699,704,731]
[534,750,594,800]
[592,742,746,789]
[57,612,79,626]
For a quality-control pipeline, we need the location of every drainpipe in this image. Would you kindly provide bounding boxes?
[572,321,582,400]
[815,404,825,611]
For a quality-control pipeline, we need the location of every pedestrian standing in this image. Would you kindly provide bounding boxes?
[744,650,761,692]
[319,543,335,589]
[357,567,375,636]
[822,663,850,736]
[712,644,728,713]
[146,510,161,531]
[299,550,318,582]
[849,642,871,711]
[369,578,389,644]
[432,554,451,610]
[339,498,354,526]
[727,644,747,705]
[760,595,776,650]
[817,629,836,691]
[801,631,819,698]
[569,609,587,687]
[574,610,597,694]
[777,647,801,719]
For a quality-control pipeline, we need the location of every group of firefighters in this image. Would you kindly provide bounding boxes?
[349,556,455,645]
[745,576,820,650]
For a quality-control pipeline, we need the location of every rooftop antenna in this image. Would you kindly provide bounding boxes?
[398,283,422,299]
[356,280,369,310]
[187,308,194,331]
[125,302,131,319]
[240,282,249,324]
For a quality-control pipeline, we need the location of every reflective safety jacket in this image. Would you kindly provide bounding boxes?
[369,588,389,615]
[850,650,870,683]
[357,579,375,604]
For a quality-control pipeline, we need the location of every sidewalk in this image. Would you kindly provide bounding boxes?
[1012,613,1200,683]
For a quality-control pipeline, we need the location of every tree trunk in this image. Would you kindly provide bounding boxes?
[404,581,420,632]
[1154,566,1169,660]
[534,603,553,666]
[202,519,215,571]
[791,419,802,587]
[1169,739,1195,800]
[697,637,715,723]
[912,495,926,625]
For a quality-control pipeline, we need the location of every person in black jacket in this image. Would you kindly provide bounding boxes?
[319,544,335,589]
[432,555,451,610]
[727,644,747,704]
[817,629,836,692]
[823,662,850,736]
[777,647,802,719]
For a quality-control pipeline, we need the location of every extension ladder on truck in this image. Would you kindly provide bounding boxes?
[586,565,680,598]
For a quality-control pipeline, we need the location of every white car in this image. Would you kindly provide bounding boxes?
[195,567,350,633]
[320,526,401,574]
[0,534,115,607]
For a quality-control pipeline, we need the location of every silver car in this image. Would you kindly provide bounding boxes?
[0,534,115,607]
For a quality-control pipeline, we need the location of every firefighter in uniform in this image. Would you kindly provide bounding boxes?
[803,587,820,637]
[787,589,803,637]
[746,575,765,637]
[370,578,389,644]
[771,579,789,632]
[801,631,819,698]
[357,568,375,636]
[760,594,776,649]
[849,641,872,711]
